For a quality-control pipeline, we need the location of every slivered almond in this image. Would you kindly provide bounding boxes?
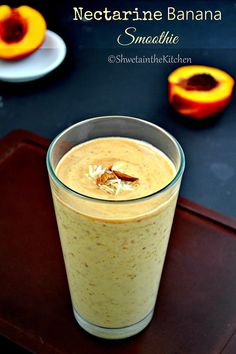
[112,170,139,182]
[96,171,117,185]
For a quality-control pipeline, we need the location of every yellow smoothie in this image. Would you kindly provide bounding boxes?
[52,137,179,338]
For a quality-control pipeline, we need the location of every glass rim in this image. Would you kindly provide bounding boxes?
[46,116,185,204]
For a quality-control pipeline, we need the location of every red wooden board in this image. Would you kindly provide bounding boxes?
[0,130,236,354]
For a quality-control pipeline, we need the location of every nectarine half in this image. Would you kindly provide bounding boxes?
[168,65,234,119]
[0,5,46,60]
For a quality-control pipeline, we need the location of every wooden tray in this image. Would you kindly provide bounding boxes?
[0,130,236,354]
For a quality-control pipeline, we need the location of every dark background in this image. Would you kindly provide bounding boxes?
[1,0,236,220]
[1,0,236,352]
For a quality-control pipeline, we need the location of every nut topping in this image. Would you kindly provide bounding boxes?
[112,170,139,182]
[87,164,139,195]
[96,171,117,186]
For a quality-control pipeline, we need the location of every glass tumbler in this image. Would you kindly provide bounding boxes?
[46,116,185,339]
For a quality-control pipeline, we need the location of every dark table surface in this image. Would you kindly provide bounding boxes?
[0,1,236,352]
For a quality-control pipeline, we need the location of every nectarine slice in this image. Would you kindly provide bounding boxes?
[0,5,46,60]
[168,65,234,119]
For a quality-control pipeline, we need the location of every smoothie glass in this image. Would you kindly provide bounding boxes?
[46,116,185,339]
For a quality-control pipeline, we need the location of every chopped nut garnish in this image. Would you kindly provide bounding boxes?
[96,171,117,186]
[112,170,139,182]
[87,164,139,195]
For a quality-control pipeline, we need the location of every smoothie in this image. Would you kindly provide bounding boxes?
[51,137,179,338]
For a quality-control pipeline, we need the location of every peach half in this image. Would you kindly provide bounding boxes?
[0,5,46,60]
[168,65,234,119]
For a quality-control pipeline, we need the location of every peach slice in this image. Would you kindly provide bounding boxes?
[0,5,46,60]
[168,65,234,119]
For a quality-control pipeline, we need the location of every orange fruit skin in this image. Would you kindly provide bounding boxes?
[168,82,233,119]
[168,66,234,119]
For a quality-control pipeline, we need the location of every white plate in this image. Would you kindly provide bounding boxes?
[0,30,67,82]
